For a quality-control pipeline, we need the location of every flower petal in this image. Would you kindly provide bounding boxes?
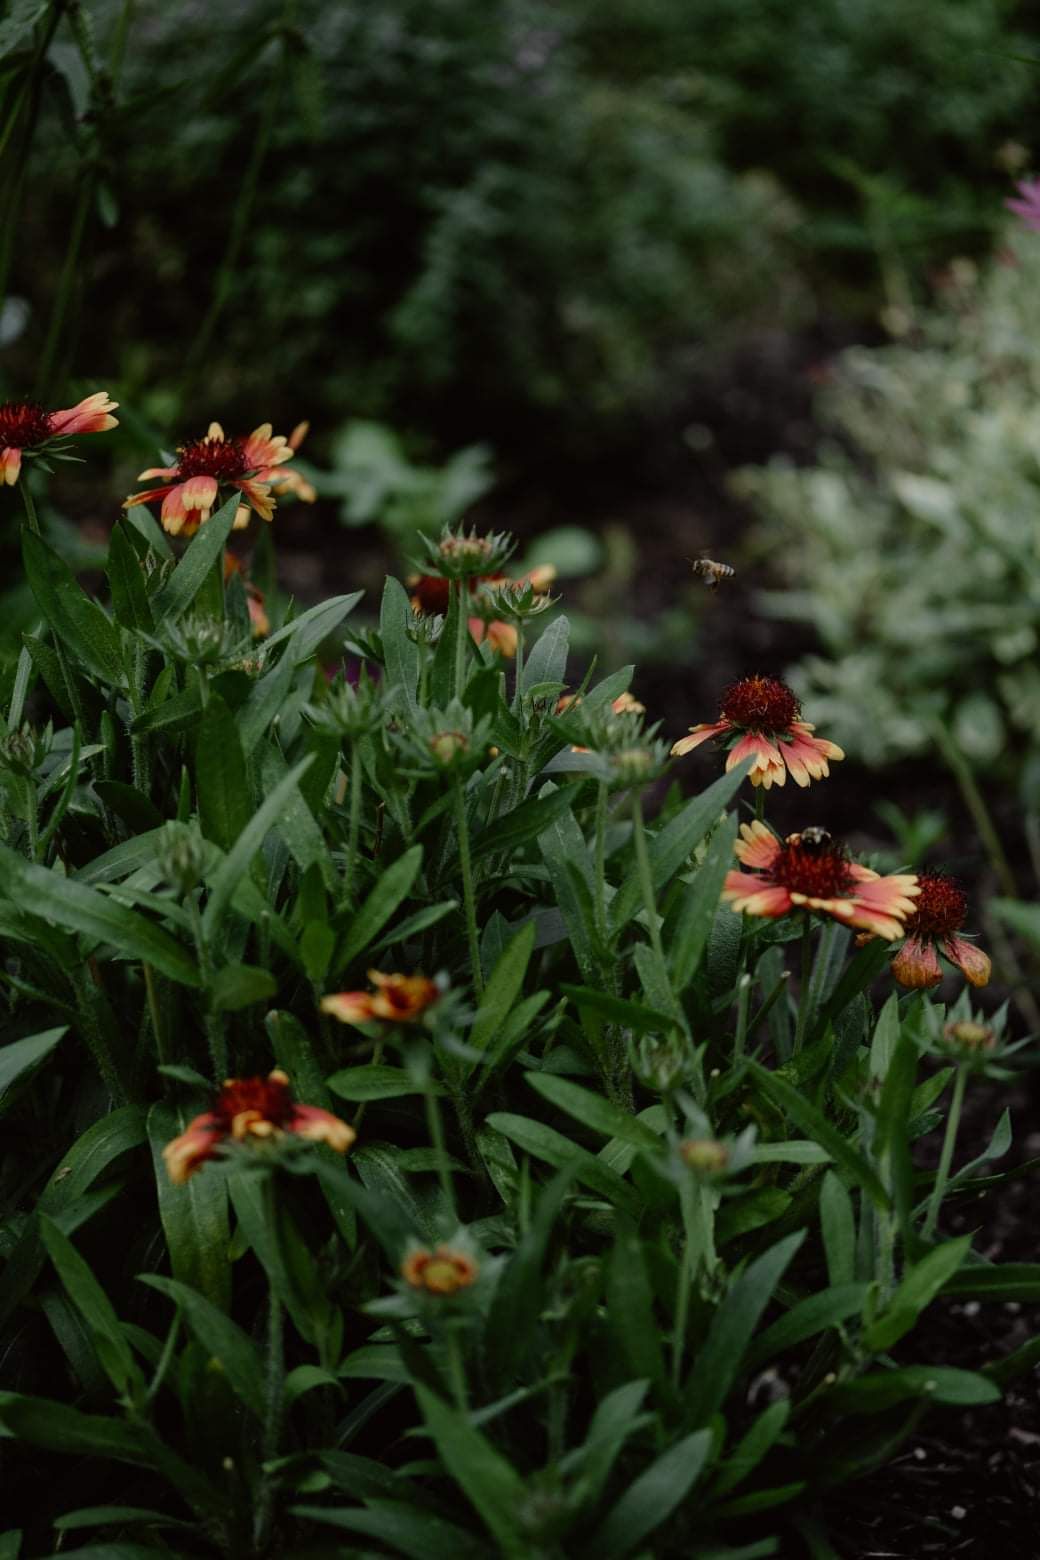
[734,819,782,871]
[320,992,376,1027]
[891,935,944,988]
[162,1112,224,1184]
[670,721,729,758]
[942,935,992,988]
[288,1104,357,1154]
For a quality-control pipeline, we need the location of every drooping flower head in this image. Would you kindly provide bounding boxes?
[321,970,441,1029]
[671,674,844,789]
[889,872,991,989]
[0,391,118,486]
[124,420,312,537]
[723,822,919,939]
[401,1243,479,1295]
[162,1068,355,1184]
[1006,178,1040,234]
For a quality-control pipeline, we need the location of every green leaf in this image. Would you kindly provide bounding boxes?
[827,1366,1000,1412]
[941,1263,1040,1302]
[333,844,423,973]
[606,1220,667,1388]
[0,0,50,60]
[151,495,238,622]
[471,787,578,864]
[147,1102,230,1311]
[747,1061,890,1210]
[711,1400,790,1498]
[53,1507,191,1532]
[583,1429,713,1560]
[0,1393,150,1464]
[290,1501,486,1560]
[106,522,154,633]
[611,762,751,933]
[485,1113,639,1215]
[380,575,421,714]
[22,529,124,687]
[687,1233,804,1425]
[469,921,535,1060]
[262,592,363,662]
[0,843,200,987]
[211,962,277,1012]
[558,984,677,1035]
[572,1380,651,1511]
[486,1167,577,1389]
[138,1275,264,1419]
[539,808,597,980]
[863,1237,971,1352]
[522,614,569,692]
[196,695,251,852]
[991,897,1040,949]
[39,1217,142,1397]
[235,645,296,756]
[820,1171,856,1288]
[668,812,739,991]
[201,755,315,939]
[414,1384,527,1557]
[130,681,203,736]
[93,781,163,834]
[326,1065,442,1101]
[525,1073,661,1150]
[0,1026,66,1113]
[745,1283,869,1372]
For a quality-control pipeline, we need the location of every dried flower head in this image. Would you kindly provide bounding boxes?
[672,673,844,789]
[889,872,991,990]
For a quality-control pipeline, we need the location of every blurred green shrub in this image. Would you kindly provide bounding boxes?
[735,231,1040,793]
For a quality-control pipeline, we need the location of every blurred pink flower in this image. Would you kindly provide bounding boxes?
[1005,178,1040,233]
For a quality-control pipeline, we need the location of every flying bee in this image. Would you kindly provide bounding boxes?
[688,557,735,591]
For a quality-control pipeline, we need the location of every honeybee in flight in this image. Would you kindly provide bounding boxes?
[688,557,735,591]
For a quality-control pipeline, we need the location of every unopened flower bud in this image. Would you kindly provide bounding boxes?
[943,1019,996,1054]
[680,1138,730,1176]
[429,729,469,766]
[158,821,207,897]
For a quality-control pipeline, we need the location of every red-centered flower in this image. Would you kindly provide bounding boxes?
[162,1068,355,1184]
[123,420,305,537]
[671,674,844,789]
[890,872,991,989]
[723,822,919,939]
[320,969,441,1029]
[1006,178,1040,233]
[401,1244,479,1295]
[0,391,118,485]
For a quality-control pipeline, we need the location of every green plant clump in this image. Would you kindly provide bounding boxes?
[0,436,1035,1557]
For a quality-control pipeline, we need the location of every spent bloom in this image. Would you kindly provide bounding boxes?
[1006,178,1040,233]
[888,872,991,990]
[321,970,441,1029]
[671,674,844,789]
[401,1243,479,1295]
[124,419,312,537]
[162,1068,354,1184]
[724,822,919,939]
[0,391,118,485]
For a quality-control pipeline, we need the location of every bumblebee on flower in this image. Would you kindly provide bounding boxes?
[671,674,844,789]
[724,822,919,939]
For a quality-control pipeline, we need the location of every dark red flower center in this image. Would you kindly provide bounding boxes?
[772,830,855,900]
[905,873,966,938]
[0,400,53,449]
[720,675,800,733]
[177,434,250,481]
[214,1074,293,1127]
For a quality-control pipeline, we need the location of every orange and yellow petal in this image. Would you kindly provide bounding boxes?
[776,729,842,787]
[942,935,992,988]
[891,934,944,988]
[236,478,274,521]
[1,447,22,485]
[162,1112,224,1184]
[734,819,782,871]
[320,991,377,1027]
[367,971,440,1021]
[671,720,730,758]
[160,485,192,535]
[789,721,845,762]
[611,691,645,715]
[722,869,793,917]
[137,465,179,481]
[522,563,557,593]
[180,475,220,513]
[288,1104,357,1154]
[49,391,119,436]
[267,466,317,503]
[727,731,786,788]
[484,620,518,657]
[288,420,309,451]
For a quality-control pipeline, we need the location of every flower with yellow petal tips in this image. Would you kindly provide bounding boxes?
[723,822,919,939]
[162,1069,355,1184]
[321,970,441,1029]
[671,674,844,790]
[0,391,118,485]
[401,1244,478,1295]
[123,419,306,537]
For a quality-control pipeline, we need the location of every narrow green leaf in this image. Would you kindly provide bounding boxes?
[469,922,535,1059]
[262,592,363,662]
[333,844,423,973]
[39,1217,142,1396]
[711,1400,790,1498]
[471,786,577,864]
[147,1102,230,1311]
[668,812,739,991]
[606,1220,666,1388]
[573,1380,651,1510]
[196,695,251,852]
[290,1501,486,1560]
[0,1393,150,1464]
[326,1065,443,1101]
[485,1113,639,1214]
[941,1263,1040,1302]
[687,1233,804,1424]
[747,1061,890,1210]
[486,1167,578,1388]
[559,983,677,1034]
[863,1237,971,1352]
[201,755,315,939]
[235,644,296,756]
[584,1429,713,1560]
[745,1283,869,1372]
[138,1275,264,1419]
[151,495,238,622]
[820,1171,856,1288]
[525,1073,661,1150]
[414,1384,527,1557]
[211,962,277,1012]
[827,1365,1000,1412]
[22,529,124,686]
[380,575,421,714]
[106,522,154,633]
[522,614,569,692]
[0,1026,66,1112]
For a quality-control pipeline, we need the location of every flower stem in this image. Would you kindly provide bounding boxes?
[923,1063,967,1242]
[754,785,766,823]
[424,1079,456,1222]
[512,624,525,714]
[453,580,469,702]
[793,914,814,1054]
[190,899,227,1079]
[594,781,609,946]
[345,746,363,906]
[733,972,752,1062]
[454,774,483,997]
[631,794,666,972]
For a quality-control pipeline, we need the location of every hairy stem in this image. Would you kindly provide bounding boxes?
[923,1063,967,1242]
[454,774,483,997]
